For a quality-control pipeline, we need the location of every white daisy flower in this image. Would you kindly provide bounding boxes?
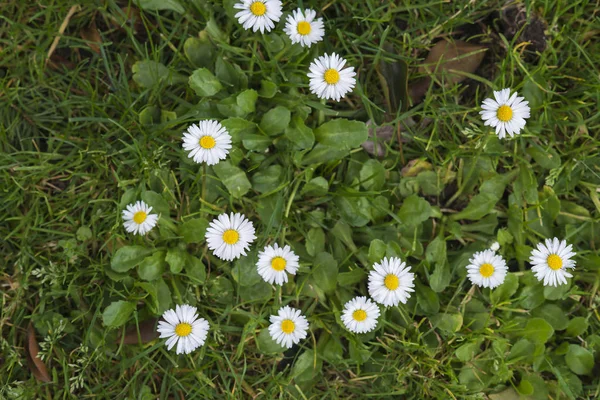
[466,249,508,289]
[122,200,158,235]
[479,88,530,139]
[268,306,309,349]
[529,238,576,287]
[234,0,282,33]
[157,304,209,355]
[307,53,356,102]
[283,8,325,48]
[182,120,232,166]
[205,212,256,261]
[367,257,415,307]
[341,296,380,334]
[257,243,300,285]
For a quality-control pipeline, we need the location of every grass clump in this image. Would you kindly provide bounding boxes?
[1,1,599,399]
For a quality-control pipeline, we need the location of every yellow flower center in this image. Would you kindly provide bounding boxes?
[133,211,147,224]
[222,229,239,245]
[547,254,563,270]
[384,274,399,290]
[281,319,295,334]
[199,135,216,149]
[496,105,513,122]
[324,68,340,85]
[297,21,311,35]
[479,263,495,278]
[250,1,266,16]
[352,309,367,322]
[175,322,192,337]
[271,256,287,271]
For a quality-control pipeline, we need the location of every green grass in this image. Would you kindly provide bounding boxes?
[1,0,599,398]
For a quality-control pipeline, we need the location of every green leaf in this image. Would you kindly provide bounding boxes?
[565,344,594,375]
[335,196,370,227]
[417,170,442,196]
[258,80,277,98]
[180,218,209,244]
[242,133,272,151]
[132,61,182,88]
[183,34,215,68]
[301,143,348,165]
[256,328,285,354]
[306,227,325,257]
[522,318,554,343]
[155,279,172,314]
[213,160,252,198]
[189,68,222,97]
[207,276,234,304]
[368,239,387,264]
[531,304,569,330]
[102,301,136,328]
[251,165,282,193]
[565,317,588,337]
[285,116,315,150]
[397,194,432,226]
[141,191,170,216]
[314,119,368,149]
[429,262,451,293]
[135,0,184,13]
[215,58,247,90]
[259,106,291,136]
[425,236,447,265]
[527,144,561,170]
[165,248,186,274]
[338,268,367,286]
[111,246,153,272]
[455,340,482,362]
[231,252,261,287]
[507,338,535,362]
[236,89,258,114]
[359,159,385,191]
[301,177,328,197]
[452,192,498,220]
[291,350,322,383]
[186,255,206,284]
[138,251,166,281]
[490,273,519,304]
[431,313,463,334]
[221,118,256,143]
[76,226,92,241]
[416,283,439,315]
[312,252,338,293]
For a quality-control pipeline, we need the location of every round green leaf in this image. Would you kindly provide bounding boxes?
[314,119,368,149]
[531,304,569,330]
[165,248,186,274]
[138,251,166,281]
[111,246,153,272]
[312,252,338,293]
[189,68,222,97]
[522,318,554,343]
[180,218,209,244]
[565,344,594,375]
[565,317,588,337]
[102,300,136,328]
[259,106,290,136]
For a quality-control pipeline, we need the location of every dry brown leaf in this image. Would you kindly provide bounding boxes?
[80,21,101,54]
[122,318,159,345]
[418,39,486,86]
[26,324,51,382]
